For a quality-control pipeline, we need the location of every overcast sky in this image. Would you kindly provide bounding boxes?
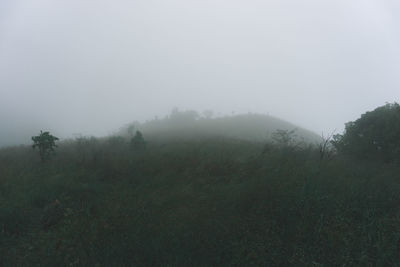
[1,0,400,145]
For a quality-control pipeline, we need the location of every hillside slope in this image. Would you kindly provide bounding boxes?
[121,111,322,144]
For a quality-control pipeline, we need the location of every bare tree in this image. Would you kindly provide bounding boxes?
[318,130,336,160]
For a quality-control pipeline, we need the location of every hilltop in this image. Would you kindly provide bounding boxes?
[119,110,322,144]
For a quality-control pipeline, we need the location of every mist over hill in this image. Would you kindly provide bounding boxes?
[1,109,322,148]
[120,110,322,144]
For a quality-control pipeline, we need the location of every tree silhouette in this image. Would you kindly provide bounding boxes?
[32,130,59,162]
[130,131,146,150]
[332,102,400,162]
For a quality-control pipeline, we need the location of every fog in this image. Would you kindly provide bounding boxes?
[1,0,400,146]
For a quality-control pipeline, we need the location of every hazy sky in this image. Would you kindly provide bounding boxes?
[1,0,400,145]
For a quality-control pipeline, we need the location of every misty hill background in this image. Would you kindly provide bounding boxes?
[0,110,321,148]
[120,110,322,144]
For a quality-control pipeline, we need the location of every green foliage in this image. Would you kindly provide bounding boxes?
[31,131,59,162]
[2,127,400,265]
[40,199,64,230]
[130,131,146,150]
[332,102,400,162]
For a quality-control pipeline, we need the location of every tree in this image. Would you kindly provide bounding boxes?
[127,125,135,137]
[271,129,298,147]
[332,102,400,162]
[130,131,146,150]
[32,131,59,162]
[318,131,335,160]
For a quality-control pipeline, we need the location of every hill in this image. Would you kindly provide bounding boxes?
[120,110,322,144]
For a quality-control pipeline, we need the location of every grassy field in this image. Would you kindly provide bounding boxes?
[1,136,400,266]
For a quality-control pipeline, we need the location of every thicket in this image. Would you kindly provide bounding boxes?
[1,128,400,266]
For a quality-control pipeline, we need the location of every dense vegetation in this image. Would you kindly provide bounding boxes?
[1,106,400,266]
[333,102,400,163]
